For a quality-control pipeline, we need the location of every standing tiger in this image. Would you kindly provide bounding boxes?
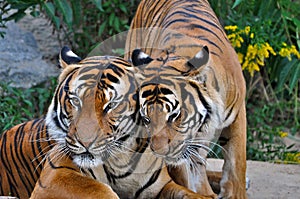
[125,0,247,199]
[1,47,209,199]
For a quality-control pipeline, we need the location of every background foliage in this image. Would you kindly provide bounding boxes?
[0,0,299,163]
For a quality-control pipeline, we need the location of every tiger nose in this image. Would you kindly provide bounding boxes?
[150,134,170,155]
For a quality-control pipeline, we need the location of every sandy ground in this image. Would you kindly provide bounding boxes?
[207,159,300,199]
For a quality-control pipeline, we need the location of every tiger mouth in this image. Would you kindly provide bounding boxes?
[71,151,109,168]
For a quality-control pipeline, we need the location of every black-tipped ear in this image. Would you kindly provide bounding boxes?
[59,46,82,68]
[131,49,153,66]
[187,46,209,70]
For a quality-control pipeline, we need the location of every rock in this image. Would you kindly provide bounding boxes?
[0,21,59,88]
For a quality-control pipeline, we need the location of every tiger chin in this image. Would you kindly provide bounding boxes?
[29,47,212,199]
[125,1,247,198]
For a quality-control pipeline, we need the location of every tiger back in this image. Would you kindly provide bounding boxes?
[125,0,247,199]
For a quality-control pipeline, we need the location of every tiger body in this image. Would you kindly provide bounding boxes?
[1,47,208,199]
[0,118,53,198]
[126,0,247,198]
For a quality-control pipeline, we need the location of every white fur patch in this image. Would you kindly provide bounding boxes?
[66,49,79,58]
[195,50,204,59]
[138,51,150,59]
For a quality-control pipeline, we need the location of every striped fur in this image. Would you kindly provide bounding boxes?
[32,51,210,199]
[125,0,247,199]
[0,119,53,198]
[0,47,210,199]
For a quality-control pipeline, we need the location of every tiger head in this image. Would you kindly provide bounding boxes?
[131,46,218,166]
[46,47,138,168]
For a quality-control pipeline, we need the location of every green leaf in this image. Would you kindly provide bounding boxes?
[70,0,82,25]
[98,20,107,37]
[232,0,243,9]
[109,13,115,26]
[277,59,292,90]
[43,2,55,16]
[54,0,73,29]
[114,17,120,32]
[119,4,127,14]
[281,10,292,20]
[30,10,40,17]
[292,18,300,29]
[43,2,60,29]
[91,0,104,12]
[277,59,299,91]
[288,61,300,91]
[6,10,26,22]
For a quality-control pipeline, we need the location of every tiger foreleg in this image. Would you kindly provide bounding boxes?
[218,105,247,199]
[168,165,217,199]
[158,181,215,199]
[30,156,119,199]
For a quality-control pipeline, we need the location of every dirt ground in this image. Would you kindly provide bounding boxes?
[207,159,300,199]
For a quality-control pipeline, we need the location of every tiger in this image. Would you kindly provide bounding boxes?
[124,0,247,199]
[1,47,209,199]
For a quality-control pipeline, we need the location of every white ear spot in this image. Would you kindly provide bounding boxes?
[138,51,150,59]
[66,50,80,58]
[195,50,204,59]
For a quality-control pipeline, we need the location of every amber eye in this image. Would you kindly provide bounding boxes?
[70,96,81,108]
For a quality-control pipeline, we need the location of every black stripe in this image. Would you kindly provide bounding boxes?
[190,82,211,115]
[47,156,77,171]
[107,73,120,83]
[135,168,162,198]
[107,63,125,76]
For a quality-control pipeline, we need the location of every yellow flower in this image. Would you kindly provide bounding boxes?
[241,42,277,76]
[278,131,288,138]
[225,25,238,32]
[227,33,244,48]
[244,26,251,35]
[283,152,300,164]
[250,33,254,39]
[282,42,287,47]
[237,52,244,64]
[279,44,300,60]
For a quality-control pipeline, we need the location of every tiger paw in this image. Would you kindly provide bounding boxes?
[218,178,247,199]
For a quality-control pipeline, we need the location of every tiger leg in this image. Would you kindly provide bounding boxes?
[30,156,119,199]
[218,104,247,199]
[206,171,222,194]
[168,165,217,198]
[158,181,214,199]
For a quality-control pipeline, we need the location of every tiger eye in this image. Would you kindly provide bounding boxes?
[142,116,151,126]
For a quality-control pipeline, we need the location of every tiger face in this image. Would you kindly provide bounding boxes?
[46,47,138,168]
[132,46,219,166]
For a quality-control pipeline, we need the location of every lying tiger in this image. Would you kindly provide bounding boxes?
[0,47,210,199]
[125,0,247,198]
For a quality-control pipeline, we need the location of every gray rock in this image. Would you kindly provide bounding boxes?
[0,21,59,88]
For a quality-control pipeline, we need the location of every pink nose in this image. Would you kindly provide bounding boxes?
[150,135,169,155]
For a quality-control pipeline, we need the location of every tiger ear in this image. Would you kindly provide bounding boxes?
[186,46,209,71]
[131,49,153,66]
[59,46,82,68]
